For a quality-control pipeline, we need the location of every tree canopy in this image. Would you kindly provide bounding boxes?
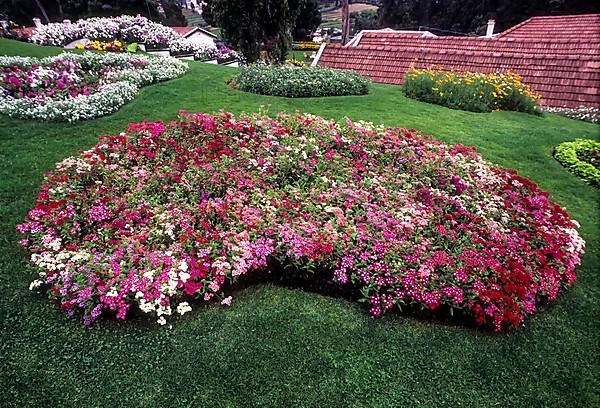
[0,0,185,27]
[378,0,600,35]
[211,0,306,63]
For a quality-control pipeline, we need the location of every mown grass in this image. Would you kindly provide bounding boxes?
[1,38,599,408]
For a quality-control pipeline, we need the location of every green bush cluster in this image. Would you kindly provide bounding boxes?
[232,64,369,98]
[554,139,600,187]
[403,68,541,114]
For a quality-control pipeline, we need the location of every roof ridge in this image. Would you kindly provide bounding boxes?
[497,13,600,39]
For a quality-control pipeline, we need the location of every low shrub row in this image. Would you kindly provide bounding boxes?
[232,64,369,97]
[403,67,541,114]
[554,139,600,187]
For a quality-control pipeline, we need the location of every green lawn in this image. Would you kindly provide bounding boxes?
[288,49,313,62]
[1,38,599,407]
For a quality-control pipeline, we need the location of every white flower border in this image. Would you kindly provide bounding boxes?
[0,52,188,122]
[543,106,600,124]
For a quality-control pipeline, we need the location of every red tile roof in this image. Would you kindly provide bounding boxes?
[171,26,198,37]
[348,29,436,46]
[170,26,217,39]
[498,14,600,41]
[316,14,600,109]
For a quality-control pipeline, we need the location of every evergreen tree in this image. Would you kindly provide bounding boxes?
[211,0,305,63]
[378,0,600,35]
[292,0,321,40]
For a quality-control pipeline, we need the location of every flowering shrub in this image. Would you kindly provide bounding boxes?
[404,68,541,114]
[554,139,600,187]
[285,58,308,67]
[30,15,190,54]
[292,42,322,51]
[543,106,600,124]
[232,64,369,97]
[194,45,243,63]
[18,112,585,330]
[168,37,200,56]
[0,52,187,121]
[75,40,126,52]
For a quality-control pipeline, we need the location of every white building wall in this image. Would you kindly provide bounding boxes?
[186,31,217,48]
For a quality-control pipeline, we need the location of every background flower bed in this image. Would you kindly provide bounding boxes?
[18,111,584,331]
[75,40,126,53]
[193,44,243,63]
[232,64,369,97]
[404,68,541,114]
[554,139,600,187]
[0,52,187,121]
[30,15,195,55]
[544,106,600,124]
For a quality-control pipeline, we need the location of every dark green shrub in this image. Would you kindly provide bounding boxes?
[554,139,600,187]
[232,64,369,98]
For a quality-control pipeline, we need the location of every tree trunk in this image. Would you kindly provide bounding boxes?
[34,0,51,23]
[341,0,350,45]
[55,0,64,18]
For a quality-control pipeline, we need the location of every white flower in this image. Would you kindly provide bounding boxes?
[0,52,187,122]
[176,302,192,315]
[157,316,167,326]
[29,279,43,290]
[179,271,191,282]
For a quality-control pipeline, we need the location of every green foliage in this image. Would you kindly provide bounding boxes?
[232,64,369,97]
[211,0,305,64]
[1,0,160,26]
[1,38,600,408]
[554,139,600,187]
[293,0,322,40]
[126,42,139,53]
[351,9,378,33]
[403,68,541,114]
[379,0,600,35]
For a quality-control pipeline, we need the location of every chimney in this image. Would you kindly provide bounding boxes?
[486,19,496,38]
[33,18,42,28]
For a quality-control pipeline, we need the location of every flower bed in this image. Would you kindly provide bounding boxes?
[75,40,126,52]
[30,15,189,55]
[232,65,369,97]
[554,139,600,187]
[543,106,600,124]
[17,112,585,330]
[404,68,541,114]
[0,52,187,121]
[292,42,322,51]
[194,45,243,64]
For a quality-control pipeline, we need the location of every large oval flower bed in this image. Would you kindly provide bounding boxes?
[0,52,187,121]
[18,112,585,331]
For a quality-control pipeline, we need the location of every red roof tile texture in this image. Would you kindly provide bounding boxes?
[317,14,600,109]
[498,14,600,41]
[171,26,197,37]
